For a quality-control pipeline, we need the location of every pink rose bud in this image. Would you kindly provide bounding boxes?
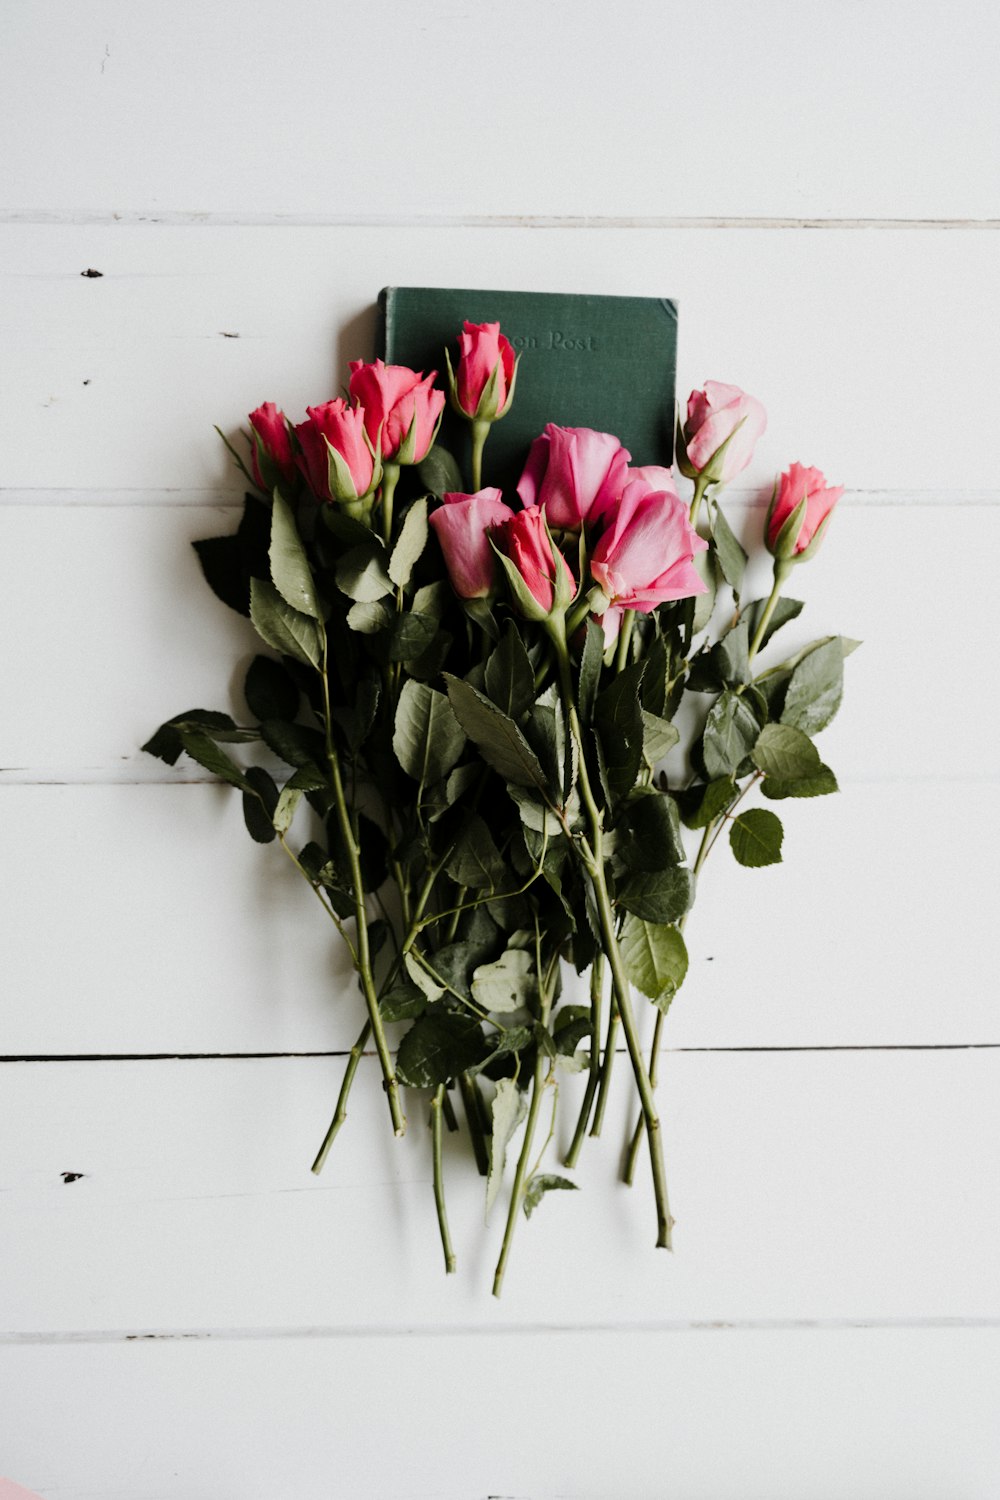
[447,320,518,422]
[348,359,445,465]
[682,381,767,485]
[248,402,296,491]
[517,423,631,532]
[590,470,708,632]
[294,400,378,504]
[766,462,844,561]
[497,506,577,620]
[428,488,516,600]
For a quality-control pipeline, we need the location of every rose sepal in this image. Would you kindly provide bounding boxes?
[767,493,809,561]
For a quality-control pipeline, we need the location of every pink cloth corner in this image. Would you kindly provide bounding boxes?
[0,1480,47,1499]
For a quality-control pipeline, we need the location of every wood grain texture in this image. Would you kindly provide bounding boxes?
[3,1328,998,1499]
[3,224,999,492]
[2,2,998,223]
[1,779,995,1053]
[1,1052,997,1333]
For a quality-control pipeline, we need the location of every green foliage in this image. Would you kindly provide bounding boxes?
[710,503,747,596]
[486,1078,528,1220]
[484,622,535,721]
[393,680,466,786]
[730,808,784,867]
[702,689,759,779]
[445,675,548,791]
[270,493,324,620]
[523,1174,579,1218]
[619,915,689,1008]
[396,1012,486,1088]
[250,578,324,668]
[595,662,646,802]
[388,498,429,588]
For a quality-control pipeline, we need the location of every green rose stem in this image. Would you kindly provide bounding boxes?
[380,461,400,547]
[492,971,556,1298]
[588,1000,620,1138]
[551,626,673,1249]
[469,419,490,492]
[614,610,636,674]
[431,1084,456,1273]
[620,581,784,1184]
[311,1018,372,1173]
[689,473,711,526]
[563,953,605,1168]
[320,639,406,1138]
[748,558,793,659]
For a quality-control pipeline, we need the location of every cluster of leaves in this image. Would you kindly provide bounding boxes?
[144,430,852,1280]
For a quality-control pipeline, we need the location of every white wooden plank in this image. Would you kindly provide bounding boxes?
[0,500,994,785]
[1,780,995,1052]
[0,1052,997,1332]
[3,224,999,492]
[2,1326,999,1499]
[2,2,998,223]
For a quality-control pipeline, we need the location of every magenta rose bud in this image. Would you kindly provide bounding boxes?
[294,400,377,503]
[766,462,844,561]
[590,470,708,630]
[428,488,516,600]
[448,321,518,422]
[497,507,576,620]
[682,381,767,485]
[248,403,296,491]
[348,359,444,465]
[517,423,631,532]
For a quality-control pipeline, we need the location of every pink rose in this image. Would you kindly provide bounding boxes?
[590,470,708,633]
[248,402,296,491]
[683,381,767,484]
[517,423,631,531]
[294,400,376,503]
[428,488,516,600]
[766,462,843,558]
[348,359,444,464]
[497,507,576,618]
[451,321,517,421]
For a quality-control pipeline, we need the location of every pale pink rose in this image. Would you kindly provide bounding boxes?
[498,507,576,616]
[348,359,444,463]
[517,423,631,531]
[248,402,296,490]
[295,400,375,502]
[429,488,516,599]
[767,463,843,555]
[684,381,767,484]
[455,321,516,419]
[590,472,708,621]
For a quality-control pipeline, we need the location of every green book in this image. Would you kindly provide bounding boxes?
[377,286,678,495]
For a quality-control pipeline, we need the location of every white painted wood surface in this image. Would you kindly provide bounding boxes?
[3,1,999,1494]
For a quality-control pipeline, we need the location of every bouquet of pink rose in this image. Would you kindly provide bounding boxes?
[145,319,851,1294]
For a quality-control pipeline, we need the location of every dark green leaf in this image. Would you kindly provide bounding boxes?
[242,766,279,843]
[595,661,646,801]
[617,867,694,924]
[485,621,535,721]
[388,611,437,662]
[393,679,466,786]
[617,789,686,870]
[260,719,325,769]
[702,689,760,779]
[249,578,324,668]
[781,636,844,734]
[270,492,323,619]
[445,675,548,791]
[620,916,689,1006]
[752,722,822,781]
[677,775,736,830]
[711,503,748,595]
[523,1173,579,1219]
[142,709,246,766]
[730,808,784,867]
[177,728,251,791]
[395,1013,486,1088]
[639,635,669,717]
[641,709,680,769]
[388,497,429,588]
[577,619,605,726]
[711,618,750,687]
[419,445,464,498]
[761,766,839,799]
[379,978,427,1023]
[244,656,299,723]
[445,814,508,890]
[346,599,392,634]
[744,595,804,651]
[335,544,392,604]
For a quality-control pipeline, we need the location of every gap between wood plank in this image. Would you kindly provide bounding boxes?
[3,211,1000,231]
[2,1318,999,1346]
[2,1044,998,1064]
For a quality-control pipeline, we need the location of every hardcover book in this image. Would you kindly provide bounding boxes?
[378,286,678,493]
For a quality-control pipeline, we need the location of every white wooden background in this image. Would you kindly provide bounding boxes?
[2,3,999,1495]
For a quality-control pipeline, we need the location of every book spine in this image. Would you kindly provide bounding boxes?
[376,286,394,362]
